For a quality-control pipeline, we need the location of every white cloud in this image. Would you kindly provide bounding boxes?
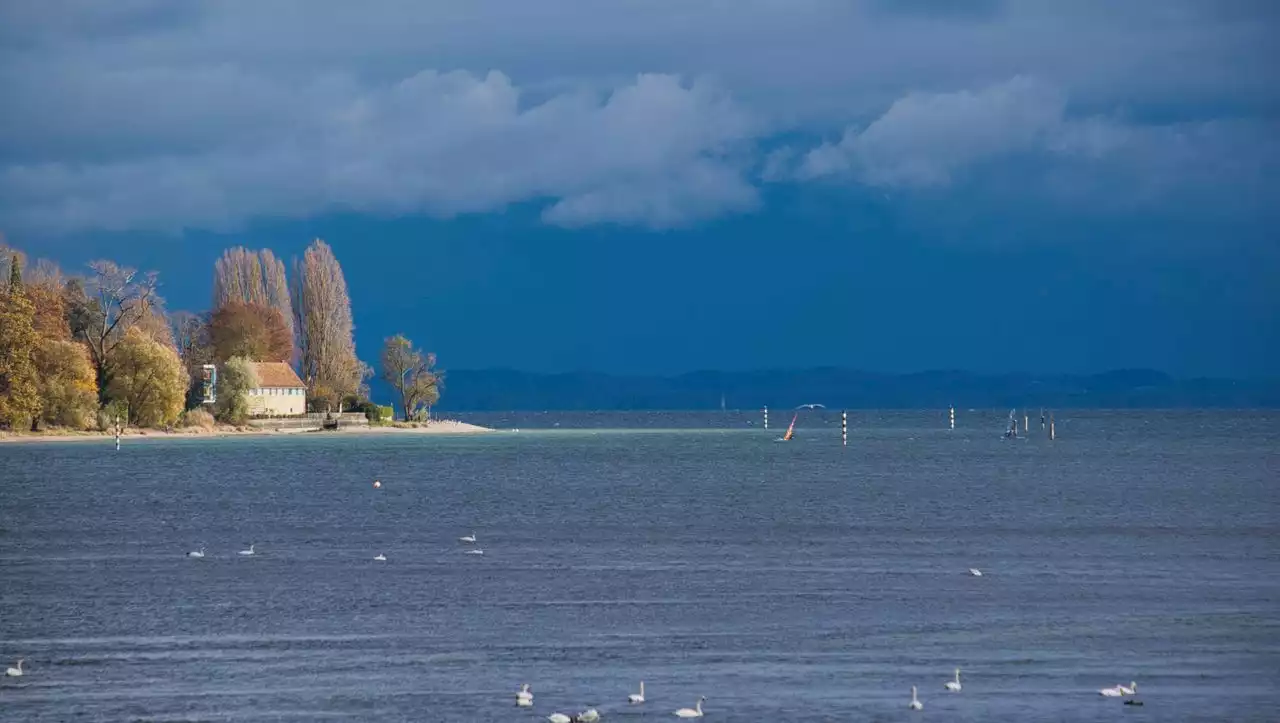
[793,75,1280,214]
[800,76,1065,186]
[0,71,760,233]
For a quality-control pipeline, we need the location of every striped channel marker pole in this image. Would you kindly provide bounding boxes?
[949,405,955,430]
[842,410,848,447]
[763,406,769,430]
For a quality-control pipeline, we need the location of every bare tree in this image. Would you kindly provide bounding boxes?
[78,260,160,401]
[292,239,360,410]
[380,335,441,421]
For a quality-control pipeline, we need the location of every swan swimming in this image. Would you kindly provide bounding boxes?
[969,568,983,577]
[577,708,600,722]
[374,553,387,562]
[629,680,645,704]
[464,549,484,555]
[547,714,572,723]
[459,533,477,544]
[238,544,255,556]
[187,547,205,558]
[1099,684,1124,697]
[674,696,705,718]
[1117,681,1137,695]
[945,668,962,691]
[909,685,923,710]
[5,659,23,677]
[516,683,533,707]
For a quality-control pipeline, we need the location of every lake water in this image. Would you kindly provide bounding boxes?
[2,410,1277,722]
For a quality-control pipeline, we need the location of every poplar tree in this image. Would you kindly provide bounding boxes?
[0,254,41,429]
[291,239,360,410]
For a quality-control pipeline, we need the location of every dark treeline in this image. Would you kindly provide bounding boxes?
[439,368,1280,411]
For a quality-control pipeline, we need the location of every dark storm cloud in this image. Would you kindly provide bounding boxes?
[0,1,1275,233]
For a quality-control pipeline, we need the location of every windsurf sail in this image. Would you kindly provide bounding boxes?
[782,413,798,441]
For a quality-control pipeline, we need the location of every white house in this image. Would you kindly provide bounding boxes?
[245,362,307,416]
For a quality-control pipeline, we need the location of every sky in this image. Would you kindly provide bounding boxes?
[3,1,1278,377]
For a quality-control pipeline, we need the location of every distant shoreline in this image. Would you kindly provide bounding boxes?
[0,420,493,445]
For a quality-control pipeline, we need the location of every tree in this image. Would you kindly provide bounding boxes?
[105,327,186,428]
[34,339,98,429]
[0,255,42,429]
[78,261,160,402]
[213,247,293,355]
[213,356,258,425]
[381,335,442,421]
[25,259,71,340]
[64,277,101,343]
[209,302,292,363]
[133,299,176,349]
[171,311,210,364]
[0,240,25,292]
[292,239,360,409]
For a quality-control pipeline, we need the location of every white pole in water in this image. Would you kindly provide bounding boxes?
[1050,414,1056,441]
[842,410,848,447]
[763,406,769,430]
[114,415,121,451]
[949,405,955,430]
[1024,414,1029,432]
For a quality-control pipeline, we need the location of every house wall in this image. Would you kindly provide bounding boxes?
[246,386,307,416]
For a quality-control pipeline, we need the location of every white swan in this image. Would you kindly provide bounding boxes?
[517,683,533,706]
[459,533,477,543]
[1118,681,1137,695]
[969,568,983,577]
[945,668,962,691]
[674,696,705,718]
[238,544,255,556]
[464,549,484,555]
[1099,684,1124,697]
[629,680,645,704]
[578,708,600,722]
[5,659,23,677]
[547,714,572,723]
[187,547,205,558]
[909,685,923,710]
[374,553,387,562]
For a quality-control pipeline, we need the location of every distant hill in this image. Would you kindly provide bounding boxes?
[436,368,1280,411]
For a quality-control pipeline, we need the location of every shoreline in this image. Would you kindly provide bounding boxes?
[0,420,493,445]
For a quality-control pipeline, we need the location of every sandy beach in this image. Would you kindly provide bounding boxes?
[0,420,492,444]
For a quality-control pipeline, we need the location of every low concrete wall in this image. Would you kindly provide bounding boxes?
[246,412,370,431]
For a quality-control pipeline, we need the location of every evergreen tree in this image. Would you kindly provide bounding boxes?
[0,255,42,429]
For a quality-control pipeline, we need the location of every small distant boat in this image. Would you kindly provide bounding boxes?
[777,413,798,442]
[1004,409,1019,439]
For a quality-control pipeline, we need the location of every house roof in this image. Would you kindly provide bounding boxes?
[248,361,307,389]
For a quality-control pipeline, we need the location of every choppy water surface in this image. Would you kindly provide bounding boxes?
[2,410,1277,722]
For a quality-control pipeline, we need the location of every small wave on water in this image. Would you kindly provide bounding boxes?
[2,411,1278,721]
